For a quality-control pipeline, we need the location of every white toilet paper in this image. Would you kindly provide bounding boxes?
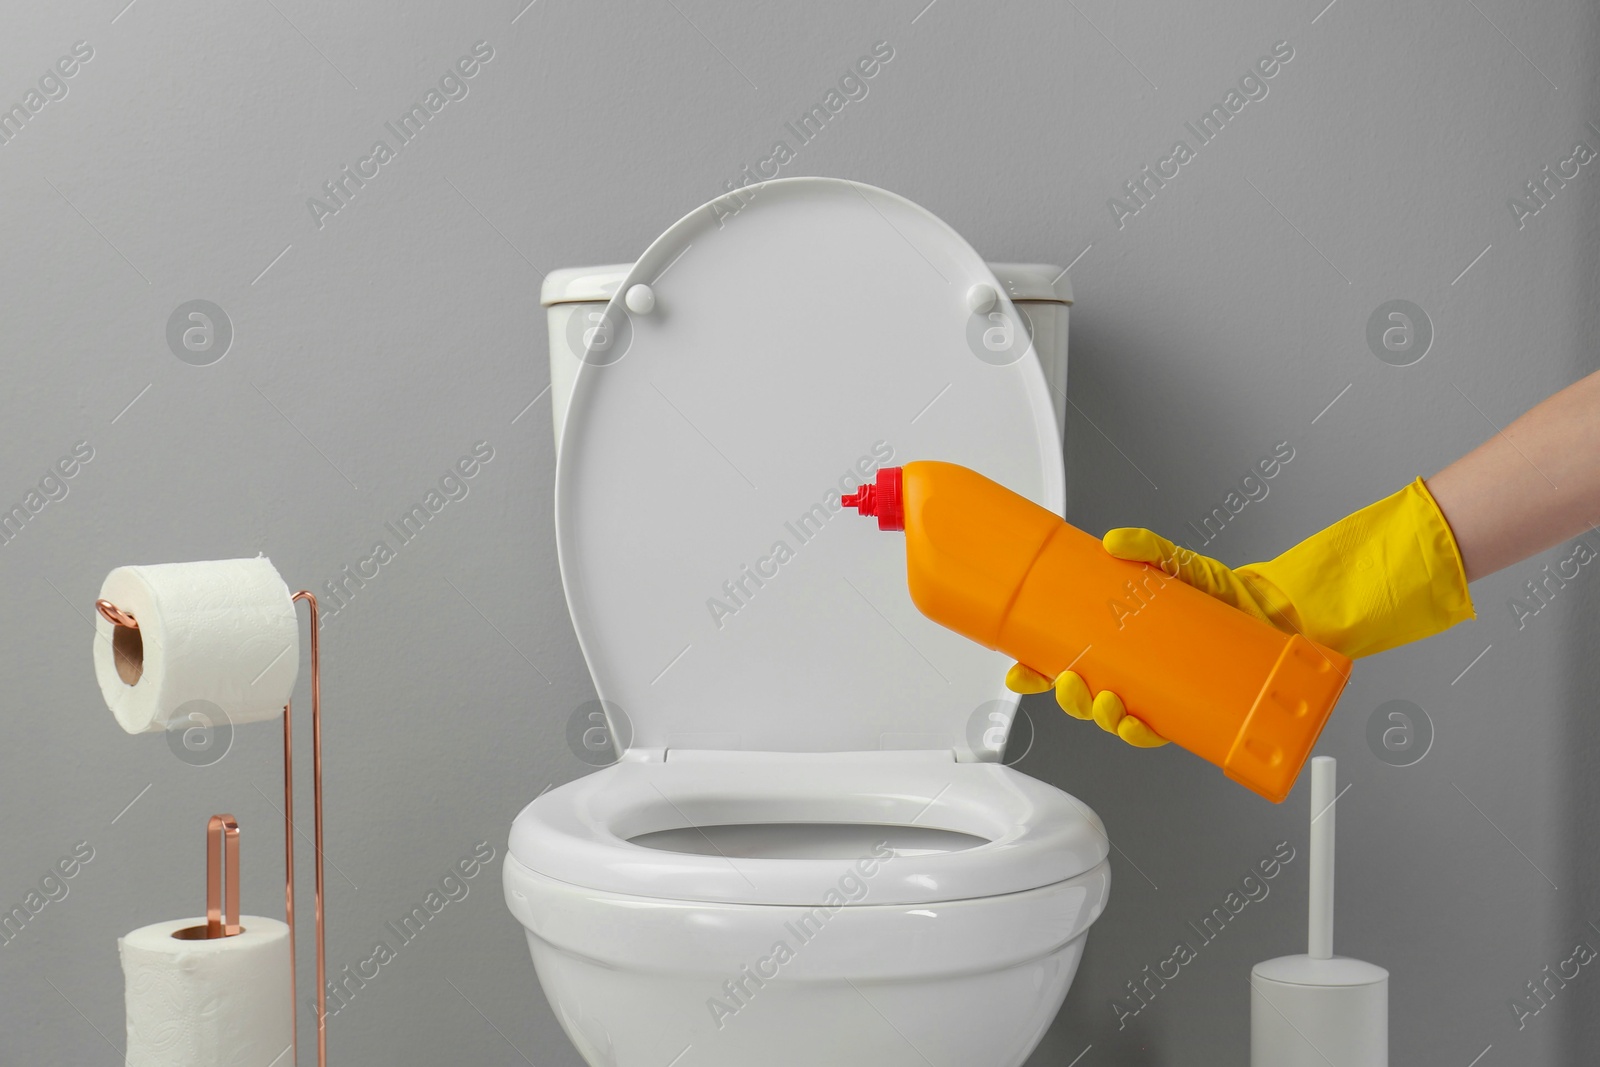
[120,916,294,1067]
[93,558,300,734]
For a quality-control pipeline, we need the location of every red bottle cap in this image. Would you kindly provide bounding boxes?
[841,467,904,531]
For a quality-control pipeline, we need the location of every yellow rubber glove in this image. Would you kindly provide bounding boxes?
[1006,477,1476,747]
[1006,662,1170,747]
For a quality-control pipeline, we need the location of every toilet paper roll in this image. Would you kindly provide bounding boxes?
[120,916,294,1067]
[93,558,299,735]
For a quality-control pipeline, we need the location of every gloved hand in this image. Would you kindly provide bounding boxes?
[1006,476,1476,747]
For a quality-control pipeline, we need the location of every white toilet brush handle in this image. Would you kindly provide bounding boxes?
[1308,756,1335,959]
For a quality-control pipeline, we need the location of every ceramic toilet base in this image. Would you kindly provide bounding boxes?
[505,853,1110,1067]
[531,932,1085,1067]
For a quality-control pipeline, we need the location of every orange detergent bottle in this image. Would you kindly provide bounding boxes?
[842,461,1351,803]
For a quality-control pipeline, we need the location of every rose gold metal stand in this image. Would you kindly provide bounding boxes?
[171,814,243,941]
[96,592,327,1067]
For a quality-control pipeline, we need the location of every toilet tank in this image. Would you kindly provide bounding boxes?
[540,262,1071,455]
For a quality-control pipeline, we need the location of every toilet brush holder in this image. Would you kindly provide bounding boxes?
[97,590,330,1067]
[1250,757,1388,1066]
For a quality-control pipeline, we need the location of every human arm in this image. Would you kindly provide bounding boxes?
[1426,367,1600,581]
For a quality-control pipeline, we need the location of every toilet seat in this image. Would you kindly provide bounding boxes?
[508,751,1109,906]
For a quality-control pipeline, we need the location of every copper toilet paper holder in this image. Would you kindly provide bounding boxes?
[171,814,244,941]
[96,591,329,1067]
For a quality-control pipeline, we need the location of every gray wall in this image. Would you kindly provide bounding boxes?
[3,0,1597,1063]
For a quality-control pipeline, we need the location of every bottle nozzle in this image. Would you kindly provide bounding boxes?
[843,467,905,531]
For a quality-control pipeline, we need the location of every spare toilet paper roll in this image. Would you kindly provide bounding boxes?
[93,558,299,734]
[120,916,293,1067]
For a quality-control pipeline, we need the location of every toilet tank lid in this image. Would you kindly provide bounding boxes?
[540,265,632,306]
[988,262,1073,305]
[540,262,1071,306]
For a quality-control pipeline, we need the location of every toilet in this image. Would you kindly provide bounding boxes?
[504,177,1110,1067]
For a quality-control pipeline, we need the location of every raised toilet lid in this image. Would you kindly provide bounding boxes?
[557,177,1064,759]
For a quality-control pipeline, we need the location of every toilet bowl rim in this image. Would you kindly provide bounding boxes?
[502,850,1111,980]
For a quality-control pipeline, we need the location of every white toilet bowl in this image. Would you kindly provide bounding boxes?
[507,754,1108,1067]
[506,177,1105,1067]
